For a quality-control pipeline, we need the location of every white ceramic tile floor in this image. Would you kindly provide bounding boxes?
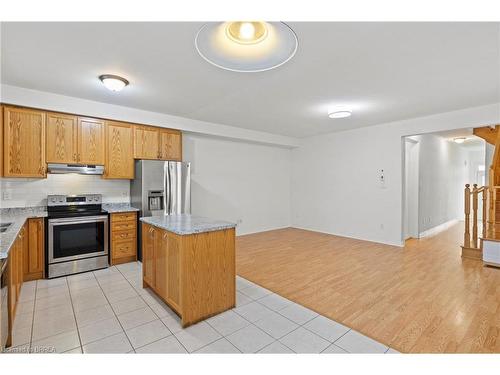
[4,262,399,354]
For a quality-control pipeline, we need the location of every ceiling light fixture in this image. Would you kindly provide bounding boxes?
[328,106,353,119]
[195,22,298,72]
[225,22,268,44]
[454,137,466,144]
[99,74,129,92]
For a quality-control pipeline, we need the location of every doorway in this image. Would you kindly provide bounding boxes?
[404,138,420,240]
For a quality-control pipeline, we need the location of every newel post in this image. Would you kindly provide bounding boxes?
[482,187,488,238]
[472,184,478,248]
[464,184,471,248]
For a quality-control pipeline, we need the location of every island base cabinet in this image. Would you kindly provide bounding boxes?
[142,223,235,327]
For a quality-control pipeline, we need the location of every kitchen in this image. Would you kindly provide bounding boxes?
[2,14,498,361]
[0,104,241,351]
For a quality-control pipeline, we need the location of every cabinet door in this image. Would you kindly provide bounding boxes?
[24,218,44,281]
[155,230,168,299]
[3,106,46,177]
[142,223,156,288]
[46,112,78,163]
[159,130,182,161]
[78,117,105,164]
[134,126,160,160]
[104,121,134,179]
[1,105,4,176]
[18,225,26,296]
[166,232,181,310]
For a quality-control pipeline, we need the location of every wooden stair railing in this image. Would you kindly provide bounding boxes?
[462,183,488,259]
[463,124,500,260]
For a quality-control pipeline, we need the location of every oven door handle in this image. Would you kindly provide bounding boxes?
[48,215,109,225]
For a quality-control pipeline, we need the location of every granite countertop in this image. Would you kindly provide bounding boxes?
[102,203,140,213]
[0,207,47,260]
[140,214,236,235]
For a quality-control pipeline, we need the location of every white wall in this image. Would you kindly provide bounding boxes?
[291,103,499,246]
[411,134,468,233]
[466,147,486,186]
[183,133,291,235]
[0,174,129,208]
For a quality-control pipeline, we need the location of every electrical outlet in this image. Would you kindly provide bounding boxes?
[2,190,12,200]
[121,191,128,197]
[236,219,243,225]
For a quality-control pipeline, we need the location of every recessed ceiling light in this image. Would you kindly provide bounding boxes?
[454,137,466,144]
[195,22,298,72]
[328,106,353,119]
[99,74,129,92]
[226,22,268,44]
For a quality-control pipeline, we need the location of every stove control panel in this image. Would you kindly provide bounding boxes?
[47,194,102,206]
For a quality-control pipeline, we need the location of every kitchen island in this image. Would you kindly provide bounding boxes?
[140,215,236,327]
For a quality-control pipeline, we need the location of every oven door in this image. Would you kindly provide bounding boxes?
[48,215,108,264]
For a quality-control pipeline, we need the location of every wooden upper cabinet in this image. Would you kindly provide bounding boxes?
[159,130,182,161]
[46,112,78,164]
[46,113,104,165]
[134,125,182,161]
[104,121,134,179]
[134,125,160,160]
[3,106,46,178]
[78,117,104,164]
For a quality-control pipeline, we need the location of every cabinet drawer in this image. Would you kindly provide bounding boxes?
[112,221,136,231]
[112,229,136,242]
[112,240,136,259]
[112,212,137,222]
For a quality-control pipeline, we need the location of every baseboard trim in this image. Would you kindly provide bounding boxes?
[236,225,292,237]
[419,219,458,239]
[290,225,404,248]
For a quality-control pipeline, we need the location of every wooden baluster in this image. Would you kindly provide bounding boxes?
[482,187,488,238]
[472,184,478,248]
[464,184,471,248]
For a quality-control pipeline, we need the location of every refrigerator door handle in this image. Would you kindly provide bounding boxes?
[164,162,169,215]
[168,164,172,214]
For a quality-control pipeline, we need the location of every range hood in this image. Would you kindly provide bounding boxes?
[47,163,104,175]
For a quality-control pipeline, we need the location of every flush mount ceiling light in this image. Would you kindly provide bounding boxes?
[99,74,129,92]
[454,137,466,144]
[328,106,353,119]
[195,22,298,72]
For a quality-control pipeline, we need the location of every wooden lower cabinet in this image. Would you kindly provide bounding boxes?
[142,223,235,327]
[6,223,26,347]
[110,212,137,265]
[23,218,45,281]
[142,223,156,287]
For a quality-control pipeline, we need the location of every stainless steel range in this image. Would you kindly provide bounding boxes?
[47,194,109,278]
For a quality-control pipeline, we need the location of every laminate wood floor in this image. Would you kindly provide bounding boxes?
[235,223,500,353]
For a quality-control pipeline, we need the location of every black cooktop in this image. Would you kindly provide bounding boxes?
[47,204,107,219]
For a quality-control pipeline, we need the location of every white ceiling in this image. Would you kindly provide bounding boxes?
[1,22,499,138]
[433,128,485,150]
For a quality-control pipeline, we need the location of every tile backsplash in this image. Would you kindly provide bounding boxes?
[0,174,130,208]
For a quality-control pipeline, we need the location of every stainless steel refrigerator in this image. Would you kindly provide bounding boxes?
[131,160,191,259]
